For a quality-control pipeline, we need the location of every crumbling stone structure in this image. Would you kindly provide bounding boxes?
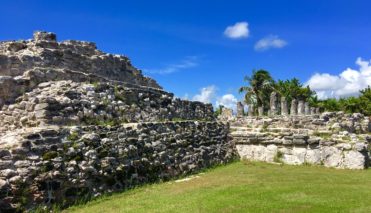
[230,112,370,169]
[280,97,288,116]
[0,31,161,109]
[298,100,305,115]
[269,92,278,116]
[237,101,244,117]
[290,99,297,116]
[0,32,236,211]
[241,92,319,117]
[248,104,254,117]
[218,93,370,170]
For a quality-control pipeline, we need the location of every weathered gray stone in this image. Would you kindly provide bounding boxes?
[343,151,366,169]
[304,102,310,115]
[0,169,18,178]
[248,104,254,116]
[305,149,321,164]
[258,106,264,116]
[237,101,244,117]
[33,31,57,42]
[270,92,278,116]
[0,32,238,211]
[310,107,316,115]
[315,108,320,114]
[298,100,305,115]
[322,146,343,168]
[290,99,297,115]
[0,178,8,190]
[231,113,369,170]
[281,96,288,116]
[220,107,233,120]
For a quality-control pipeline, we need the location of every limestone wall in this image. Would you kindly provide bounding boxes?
[233,127,369,169]
[0,31,231,211]
[0,121,236,211]
[0,80,213,134]
[230,113,371,169]
[232,112,370,134]
[0,31,161,89]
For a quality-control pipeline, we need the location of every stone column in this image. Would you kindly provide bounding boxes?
[290,99,297,116]
[298,100,305,115]
[310,107,316,115]
[281,96,288,116]
[221,108,233,120]
[315,108,320,114]
[248,104,254,116]
[270,92,278,116]
[304,102,310,115]
[237,101,244,117]
[258,106,264,116]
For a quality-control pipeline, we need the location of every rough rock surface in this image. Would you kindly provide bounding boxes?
[0,31,162,108]
[0,122,235,211]
[0,80,213,134]
[0,31,160,88]
[230,113,370,169]
[0,32,236,211]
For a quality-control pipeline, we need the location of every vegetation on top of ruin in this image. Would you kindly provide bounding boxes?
[239,70,371,115]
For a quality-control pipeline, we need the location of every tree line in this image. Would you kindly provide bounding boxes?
[238,69,371,116]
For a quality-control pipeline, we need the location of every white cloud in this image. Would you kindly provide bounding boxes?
[216,94,238,111]
[306,57,371,99]
[254,35,287,51]
[182,93,189,100]
[192,85,217,103]
[143,56,199,74]
[191,85,239,112]
[224,22,249,39]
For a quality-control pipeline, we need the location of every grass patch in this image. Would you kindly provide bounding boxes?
[67,132,79,142]
[341,136,352,141]
[42,151,58,160]
[312,131,332,140]
[65,161,371,213]
[273,151,283,163]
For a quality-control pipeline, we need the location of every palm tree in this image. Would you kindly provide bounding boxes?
[275,78,316,104]
[359,86,371,115]
[239,70,274,109]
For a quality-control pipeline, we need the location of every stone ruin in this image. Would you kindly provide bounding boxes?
[243,92,320,117]
[0,31,236,211]
[0,31,369,211]
[225,92,370,170]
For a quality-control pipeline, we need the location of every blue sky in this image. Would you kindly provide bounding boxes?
[1,0,371,109]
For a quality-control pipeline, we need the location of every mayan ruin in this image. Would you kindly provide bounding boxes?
[1,1,371,212]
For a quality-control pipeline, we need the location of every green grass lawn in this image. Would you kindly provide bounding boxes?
[65,161,371,213]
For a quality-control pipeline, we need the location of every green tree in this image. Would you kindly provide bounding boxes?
[339,97,362,113]
[315,87,371,115]
[358,86,371,115]
[214,105,224,117]
[274,78,317,104]
[317,98,340,112]
[239,70,275,109]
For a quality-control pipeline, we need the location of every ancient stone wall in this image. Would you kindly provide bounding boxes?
[0,121,235,211]
[230,112,370,169]
[233,127,369,169]
[0,31,234,211]
[0,31,161,88]
[0,80,213,134]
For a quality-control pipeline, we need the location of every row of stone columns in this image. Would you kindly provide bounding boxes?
[236,92,320,117]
